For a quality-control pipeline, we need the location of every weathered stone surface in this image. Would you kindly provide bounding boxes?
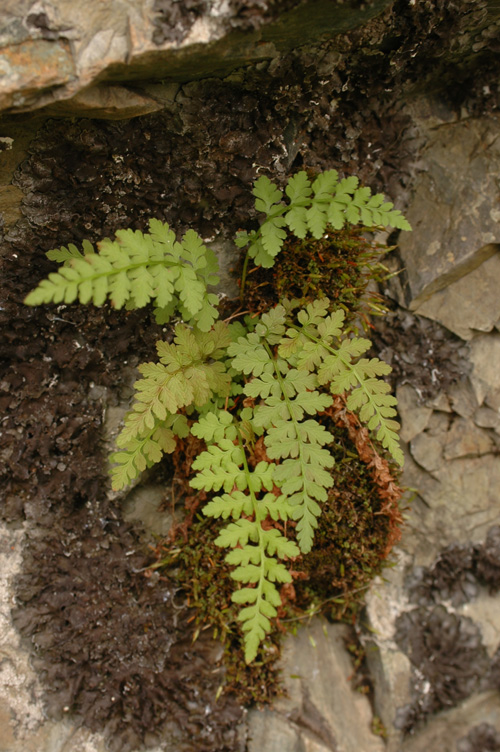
[393,115,500,310]
[0,521,109,752]
[122,484,173,536]
[0,37,76,112]
[401,692,500,752]
[247,621,385,752]
[397,384,433,442]
[447,378,478,419]
[469,333,500,408]
[474,405,500,430]
[460,589,500,656]
[415,252,500,340]
[410,433,444,474]
[443,416,495,460]
[365,561,414,752]
[0,183,23,228]
[45,83,165,119]
[424,391,452,413]
[0,0,393,117]
[413,453,500,549]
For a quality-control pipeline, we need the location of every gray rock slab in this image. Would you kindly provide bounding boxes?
[396,384,433,443]
[474,405,500,430]
[447,378,479,419]
[469,332,500,407]
[0,0,393,117]
[122,484,173,536]
[394,115,500,309]
[414,251,500,340]
[424,391,452,413]
[365,561,414,752]
[459,588,500,656]
[247,620,385,752]
[411,452,500,550]
[442,416,495,460]
[410,432,444,474]
[401,692,500,752]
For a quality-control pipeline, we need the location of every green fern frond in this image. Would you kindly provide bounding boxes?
[25,219,220,331]
[236,170,411,266]
[228,311,335,553]
[192,418,299,663]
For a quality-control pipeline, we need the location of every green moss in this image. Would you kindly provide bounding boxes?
[292,422,394,624]
[243,225,392,323]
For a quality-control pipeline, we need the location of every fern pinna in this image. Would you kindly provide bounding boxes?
[24,168,410,663]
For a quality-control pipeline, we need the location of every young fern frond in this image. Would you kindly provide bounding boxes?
[235,170,411,267]
[25,219,220,331]
[110,322,232,490]
[190,413,299,663]
[189,296,403,660]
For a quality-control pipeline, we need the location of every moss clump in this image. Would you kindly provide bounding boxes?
[243,225,391,322]
[292,419,399,624]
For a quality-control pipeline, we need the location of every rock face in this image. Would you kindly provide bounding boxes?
[247,621,385,752]
[0,0,392,116]
[2,1,500,752]
[391,112,500,311]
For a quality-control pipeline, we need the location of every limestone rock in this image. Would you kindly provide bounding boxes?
[0,0,394,117]
[122,484,173,537]
[469,333,500,408]
[401,692,500,752]
[247,621,385,752]
[474,406,500,430]
[414,252,500,340]
[0,37,76,112]
[397,384,433,442]
[447,378,478,419]
[424,391,452,413]
[45,83,165,119]
[410,433,443,473]
[393,115,500,310]
[460,589,500,657]
[443,417,495,460]
[408,452,500,552]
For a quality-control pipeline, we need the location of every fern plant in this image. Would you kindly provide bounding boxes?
[25,169,410,663]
